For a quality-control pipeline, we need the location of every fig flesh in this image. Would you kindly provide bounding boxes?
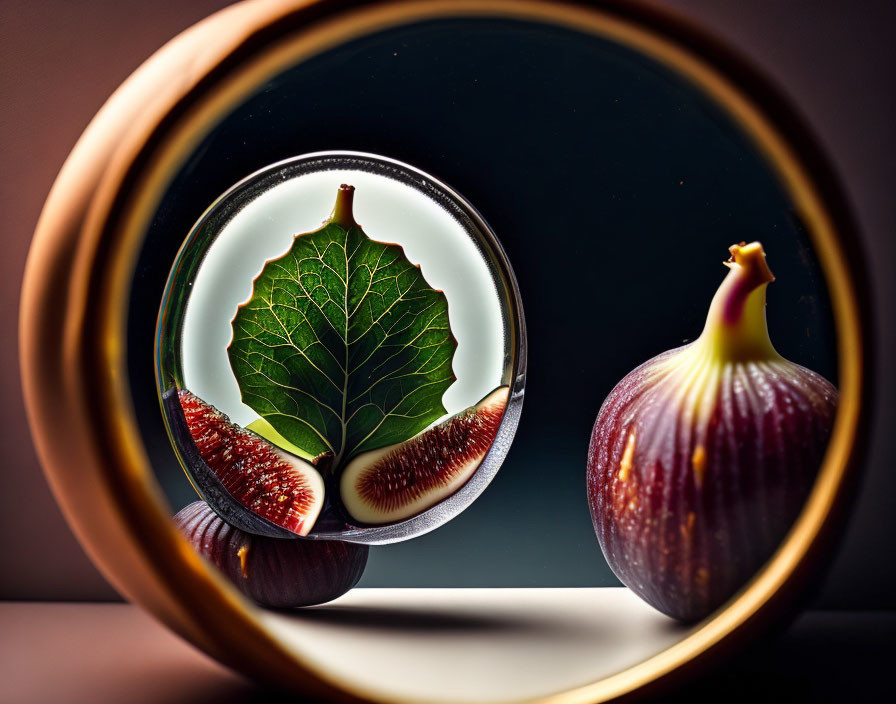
[174,501,367,607]
[587,242,837,621]
[178,390,325,536]
[341,386,509,524]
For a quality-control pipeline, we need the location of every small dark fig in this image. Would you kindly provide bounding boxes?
[341,386,509,524]
[178,390,324,536]
[174,501,368,608]
[587,242,837,622]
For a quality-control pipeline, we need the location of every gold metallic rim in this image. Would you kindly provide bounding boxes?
[20,1,868,702]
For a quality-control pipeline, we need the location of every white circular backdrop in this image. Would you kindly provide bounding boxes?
[182,169,506,432]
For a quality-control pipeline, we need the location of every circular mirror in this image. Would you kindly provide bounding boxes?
[21,1,869,702]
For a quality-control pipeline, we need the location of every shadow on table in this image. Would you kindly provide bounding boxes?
[270,598,689,642]
[277,603,532,633]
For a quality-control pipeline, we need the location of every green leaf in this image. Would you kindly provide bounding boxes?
[228,185,457,469]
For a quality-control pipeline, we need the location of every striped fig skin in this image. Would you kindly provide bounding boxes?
[174,501,368,608]
[586,243,839,622]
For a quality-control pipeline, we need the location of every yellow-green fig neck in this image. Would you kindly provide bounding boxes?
[694,241,780,362]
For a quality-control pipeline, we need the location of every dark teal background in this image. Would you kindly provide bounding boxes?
[129,18,836,587]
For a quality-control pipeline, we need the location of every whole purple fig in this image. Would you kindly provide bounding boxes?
[174,501,368,608]
[587,242,837,621]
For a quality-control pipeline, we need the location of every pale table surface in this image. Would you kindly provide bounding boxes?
[1,589,893,703]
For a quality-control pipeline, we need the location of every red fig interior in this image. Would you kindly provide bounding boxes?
[340,386,509,524]
[178,390,324,536]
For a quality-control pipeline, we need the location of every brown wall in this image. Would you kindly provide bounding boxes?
[2,0,894,605]
[0,0,235,600]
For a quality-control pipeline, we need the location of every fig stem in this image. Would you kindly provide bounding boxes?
[697,241,779,361]
[330,184,357,229]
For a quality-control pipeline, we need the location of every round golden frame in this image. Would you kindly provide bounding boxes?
[19,1,870,702]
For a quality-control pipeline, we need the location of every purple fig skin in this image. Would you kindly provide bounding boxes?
[586,242,838,622]
[173,501,368,608]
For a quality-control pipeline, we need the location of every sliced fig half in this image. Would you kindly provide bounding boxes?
[340,386,509,524]
[178,390,324,536]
